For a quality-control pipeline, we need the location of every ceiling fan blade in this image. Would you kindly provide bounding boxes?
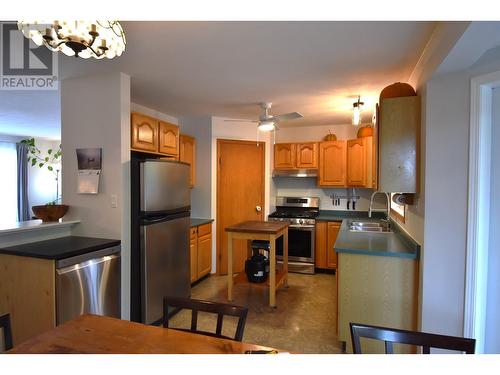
[273,112,303,122]
[223,119,259,123]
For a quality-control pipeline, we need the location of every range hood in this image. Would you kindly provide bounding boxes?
[272,169,318,178]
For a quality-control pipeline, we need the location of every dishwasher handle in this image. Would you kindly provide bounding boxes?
[56,254,120,275]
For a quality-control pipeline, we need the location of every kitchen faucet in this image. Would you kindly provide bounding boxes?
[368,191,391,220]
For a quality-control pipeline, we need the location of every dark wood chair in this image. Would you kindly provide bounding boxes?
[350,322,476,354]
[163,296,248,342]
[0,313,13,351]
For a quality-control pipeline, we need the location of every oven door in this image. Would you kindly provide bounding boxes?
[276,225,315,263]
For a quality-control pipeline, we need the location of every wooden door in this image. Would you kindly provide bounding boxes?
[179,134,196,188]
[274,143,296,169]
[318,141,346,186]
[217,139,265,275]
[158,120,179,156]
[315,221,328,269]
[197,234,212,278]
[131,113,158,152]
[327,222,341,269]
[347,138,367,187]
[296,142,318,168]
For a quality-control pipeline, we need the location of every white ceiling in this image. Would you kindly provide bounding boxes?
[1,21,437,139]
[60,21,437,127]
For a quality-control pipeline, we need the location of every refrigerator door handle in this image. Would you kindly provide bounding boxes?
[142,216,168,225]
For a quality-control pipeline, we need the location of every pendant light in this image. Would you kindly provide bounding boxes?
[352,96,364,127]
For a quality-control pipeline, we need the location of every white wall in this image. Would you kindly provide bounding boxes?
[179,116,212,218]
[61,72,131,319]
[485,87,500,353]
[421,46,500,339]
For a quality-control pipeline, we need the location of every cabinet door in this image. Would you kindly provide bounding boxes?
[347,137,373,187]
[197,234,212,278]
[158,120,179,156]
[179,134,196,188]
[131,113,158,152]
[327,222,341,269]
[296,142,318,168]
[315,221,328,269]
[347,138,367,186]
[318,141,346,186]
[190,237,197,283]
[274,143,296,169]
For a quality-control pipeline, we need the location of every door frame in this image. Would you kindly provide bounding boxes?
[464,69,500,352]
[215,139,266,275]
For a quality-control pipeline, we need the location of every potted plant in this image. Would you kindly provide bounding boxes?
[21,138,69,222]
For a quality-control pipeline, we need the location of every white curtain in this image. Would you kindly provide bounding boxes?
[0,141,18,225]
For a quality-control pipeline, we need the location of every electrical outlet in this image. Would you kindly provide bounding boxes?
[111,194,118,208]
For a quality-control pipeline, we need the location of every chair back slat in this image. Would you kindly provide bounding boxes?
[0,313,13,351]
[191,309,198,331]
[163,296,248,342]
[385,341,393,354]
[350,322,476,354]
[216,314,223,336]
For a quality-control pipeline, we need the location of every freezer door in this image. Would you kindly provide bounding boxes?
[141,214,190,324]
[140,160,190,212]
[56,252,121,325]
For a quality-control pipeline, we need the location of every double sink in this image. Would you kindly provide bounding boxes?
[348,219,392,233]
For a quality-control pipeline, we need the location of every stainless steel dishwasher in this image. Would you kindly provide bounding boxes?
[55,245,121,325]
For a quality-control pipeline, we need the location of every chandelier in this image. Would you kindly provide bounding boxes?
[352,95,364,127]
[17,21,126,59]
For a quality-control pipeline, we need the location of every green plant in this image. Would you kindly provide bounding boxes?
[21,138,62,205]
[20,138,62,172]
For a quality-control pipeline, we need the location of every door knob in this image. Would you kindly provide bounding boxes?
[256,205,262,212]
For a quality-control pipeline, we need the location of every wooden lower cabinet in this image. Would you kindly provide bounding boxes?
[190,223,212,283]
[315,221,341,270]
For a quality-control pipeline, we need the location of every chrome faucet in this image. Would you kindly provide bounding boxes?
[368,191,391,220]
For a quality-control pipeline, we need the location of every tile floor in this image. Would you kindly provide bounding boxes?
[168,272,344,354]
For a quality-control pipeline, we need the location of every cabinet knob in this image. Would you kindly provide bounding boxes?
[256,205,262,212]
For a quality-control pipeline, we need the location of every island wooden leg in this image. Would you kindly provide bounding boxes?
[227,232,233,302]
[283,228,289,287]
[269,234,276,308]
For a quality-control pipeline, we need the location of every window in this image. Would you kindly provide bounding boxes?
[0,141,18,225]
[390,193,405,223]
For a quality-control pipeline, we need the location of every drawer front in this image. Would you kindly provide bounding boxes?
[197,223,212,237]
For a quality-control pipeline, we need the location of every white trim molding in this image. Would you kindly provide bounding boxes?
[464,70,500,353]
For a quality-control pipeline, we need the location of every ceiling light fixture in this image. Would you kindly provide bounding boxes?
[352,96,364,127]
[257,121,276,132]
[17,21,126,59]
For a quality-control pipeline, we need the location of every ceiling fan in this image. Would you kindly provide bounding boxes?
[225,102,303,131]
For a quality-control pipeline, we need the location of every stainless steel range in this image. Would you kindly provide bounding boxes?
[268,197,319,274]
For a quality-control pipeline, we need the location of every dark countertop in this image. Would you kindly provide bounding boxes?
[0,236,121,260]
[316,210,419,260]
[190,218,214,227]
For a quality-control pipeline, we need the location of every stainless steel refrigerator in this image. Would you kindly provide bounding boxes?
[131,158,191,325]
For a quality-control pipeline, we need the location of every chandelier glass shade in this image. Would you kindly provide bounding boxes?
[352,95,364,127]
[17,21,126,59]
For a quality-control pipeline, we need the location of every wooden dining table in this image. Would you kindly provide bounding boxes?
[7,314,282,354]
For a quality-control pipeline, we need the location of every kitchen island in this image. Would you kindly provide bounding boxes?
[334,218,420,353]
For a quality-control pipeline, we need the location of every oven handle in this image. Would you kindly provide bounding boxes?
[288,225,315,230]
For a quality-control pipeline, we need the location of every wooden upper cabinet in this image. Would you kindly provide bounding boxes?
[179,134,196,188]
[158,120,179,156]
[347,137,373,188]
[318,141,346,187]
[131,113,158,152]
[296,142,318,169]
[274,143,296,169]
